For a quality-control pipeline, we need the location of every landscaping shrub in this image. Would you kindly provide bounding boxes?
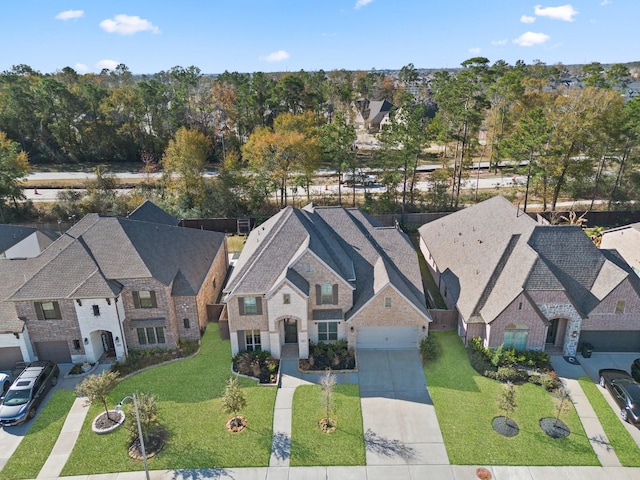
[528,370,561,391]
[485,366,528,383]
[419,335,442,363]
[301,341,355,370]
[110,340,199,376]
[467,336,553,385]
[232,350,279,383]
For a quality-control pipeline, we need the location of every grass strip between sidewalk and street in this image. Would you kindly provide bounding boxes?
[578,376,640,467]
[290,384,365,466]
[424,331,599,466]
[0,389,76,480]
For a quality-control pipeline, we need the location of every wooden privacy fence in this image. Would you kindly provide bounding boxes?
[428,309,458,331]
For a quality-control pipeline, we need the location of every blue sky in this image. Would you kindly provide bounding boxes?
[1,1,637,74]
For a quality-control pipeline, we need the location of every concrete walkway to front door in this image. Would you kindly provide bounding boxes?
[357,349,449,471]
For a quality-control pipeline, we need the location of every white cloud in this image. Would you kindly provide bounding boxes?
[55,10,84,21]
[468,47,481,55]
[96,59,119,70]
[99,14,159,35]
[491,39,508,46]
[600,0,612,5]
[262,50,290,62]
[513,31,550,47]
[74,63,88,72]
[521,15,536,23]
[534,4,578,21]
[355,0,374,9]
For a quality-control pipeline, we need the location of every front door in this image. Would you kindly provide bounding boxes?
[546,318,559,345]
[284,319,298,344]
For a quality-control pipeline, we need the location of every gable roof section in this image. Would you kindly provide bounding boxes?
[311,206,428,318]
[527,226,606,315]
[127,200,179,226]
[9,240,120,301]
[0,225,38,254]
[419,196,537,322]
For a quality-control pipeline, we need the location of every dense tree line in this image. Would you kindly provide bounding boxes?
[1,59,639,222]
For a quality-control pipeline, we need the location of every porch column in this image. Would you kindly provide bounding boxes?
[269,332,281,359]
[298,330,309,359]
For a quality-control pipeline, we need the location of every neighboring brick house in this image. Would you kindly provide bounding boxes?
[0,202,227,369]
[223,204,431,359]
[419,196,640,355]
[601,223,640,277]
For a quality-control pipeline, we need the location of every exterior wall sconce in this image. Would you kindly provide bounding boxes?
[571,331,578,338]
[84,337,89,345]
[115,336,120,344]
[422,325,427,331]
[350,326,354,331]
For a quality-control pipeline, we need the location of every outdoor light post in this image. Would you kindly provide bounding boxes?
[116,393,149,480]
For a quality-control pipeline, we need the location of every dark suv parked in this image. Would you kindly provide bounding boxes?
[0,361,60,427]
[632,358,640,383]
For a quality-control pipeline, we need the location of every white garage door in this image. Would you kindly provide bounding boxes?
[356,326,418,350]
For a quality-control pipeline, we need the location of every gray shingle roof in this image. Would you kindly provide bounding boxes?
[4,202,225,303]
[0,225,37,254]
[419,196,638,323]
[127,200,179,226]
[226,204,429,321]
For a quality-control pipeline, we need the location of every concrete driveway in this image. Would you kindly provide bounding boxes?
[357,349,449,469]
[577,352,640,382]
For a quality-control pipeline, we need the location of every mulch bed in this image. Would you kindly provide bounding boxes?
[129,434,164,460]
[539,417,570,438]
[492,416,519,437]
[318,417,336,434]
[226,415,247,433]
[92,410,125,434]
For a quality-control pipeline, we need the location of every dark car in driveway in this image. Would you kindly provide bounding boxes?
[631,358,640,383]
[0,361,59,427]
[599,368,640,426]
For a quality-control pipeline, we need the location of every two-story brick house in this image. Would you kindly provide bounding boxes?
[223,204,431,359]
[0,202,227,369]
[419,196,640,356]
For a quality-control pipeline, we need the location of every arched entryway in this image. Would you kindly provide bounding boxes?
[546,318,568,352]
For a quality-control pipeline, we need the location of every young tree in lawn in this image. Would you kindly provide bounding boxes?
[75,370,120,422]
[319,369,337,432]
[221,376,247,429]
[498,382,517,427]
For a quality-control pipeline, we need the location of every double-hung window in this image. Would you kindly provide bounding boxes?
[245,330,261,351]
[318,322,338,342]
[136,327,166,345]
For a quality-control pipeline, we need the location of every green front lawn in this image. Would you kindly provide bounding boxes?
[579,376,640,467]
[290,384,365,466]
[0,389,76,480]
[62,323,277,475]
[424,331,598,466]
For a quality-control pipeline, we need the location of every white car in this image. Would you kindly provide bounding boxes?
[0,373,9,394]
